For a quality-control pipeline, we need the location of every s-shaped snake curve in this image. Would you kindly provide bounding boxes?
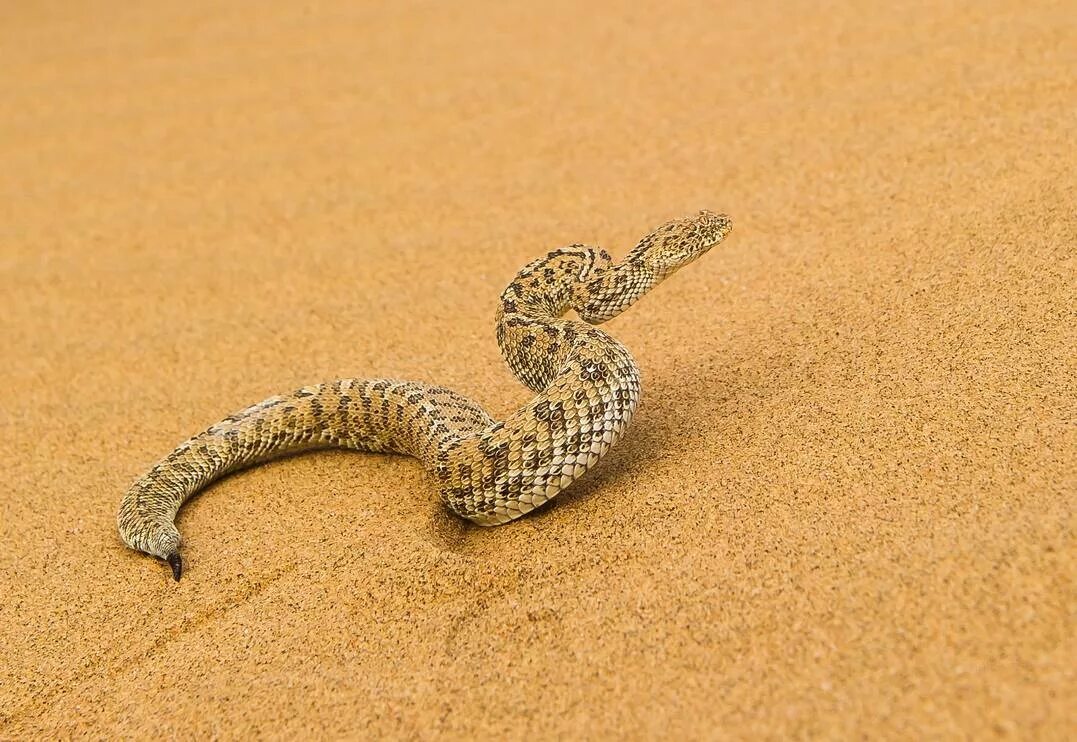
[117,211,733,580]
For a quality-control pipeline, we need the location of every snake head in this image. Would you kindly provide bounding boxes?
[633,210,733,277]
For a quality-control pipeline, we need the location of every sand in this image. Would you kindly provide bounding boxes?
[1,0,1073,737]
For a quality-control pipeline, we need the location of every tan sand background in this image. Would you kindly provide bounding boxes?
[1,0,1074,737]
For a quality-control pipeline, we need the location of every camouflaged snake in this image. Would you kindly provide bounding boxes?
[117,211,734,580]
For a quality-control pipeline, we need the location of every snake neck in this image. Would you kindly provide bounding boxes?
[496,245,661,392]
[572,259,660,324]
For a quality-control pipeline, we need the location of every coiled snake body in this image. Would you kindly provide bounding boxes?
[118,211,733,580]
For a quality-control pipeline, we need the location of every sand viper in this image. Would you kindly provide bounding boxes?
[117,210,734,580]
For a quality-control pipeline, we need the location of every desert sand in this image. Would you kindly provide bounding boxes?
[1,0,1073,737]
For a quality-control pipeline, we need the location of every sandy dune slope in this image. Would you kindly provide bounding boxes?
[1,0,1073,737]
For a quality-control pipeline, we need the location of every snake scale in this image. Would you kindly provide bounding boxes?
[117,211,733,580]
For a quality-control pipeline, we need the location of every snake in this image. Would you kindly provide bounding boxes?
[117,210,733,581]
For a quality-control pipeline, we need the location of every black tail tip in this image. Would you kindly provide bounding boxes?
[167,553,183,582]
